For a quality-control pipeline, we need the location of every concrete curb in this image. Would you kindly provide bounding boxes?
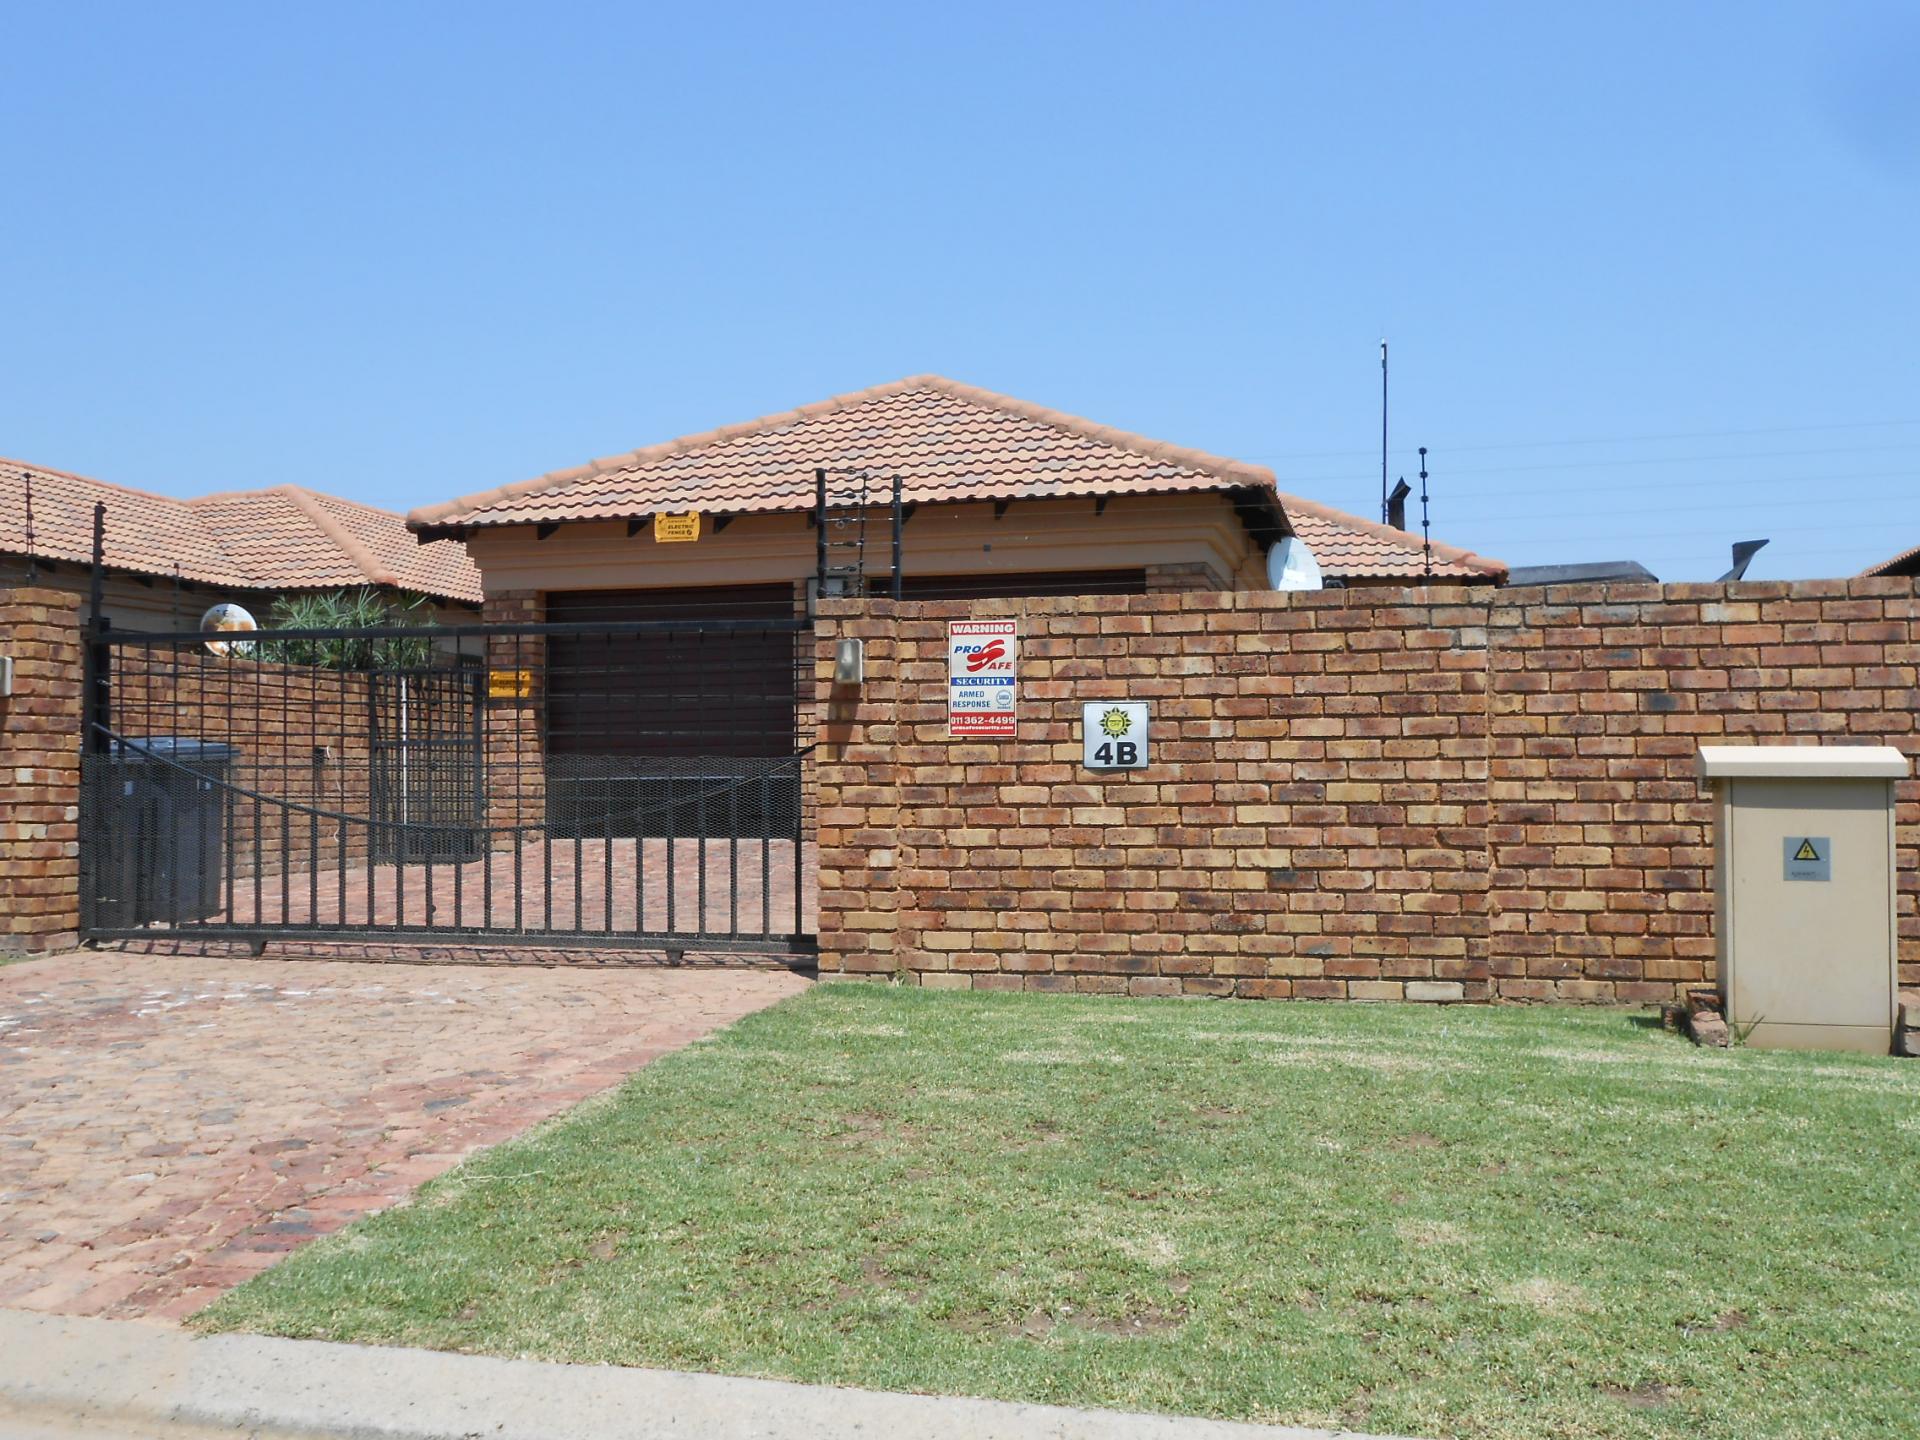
[0,1309,1419,1440]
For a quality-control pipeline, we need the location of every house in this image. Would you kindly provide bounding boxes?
[1,457,483,629]
[403,375,1504,783]
[408,374,1504,610]
[1861,544,1920,579]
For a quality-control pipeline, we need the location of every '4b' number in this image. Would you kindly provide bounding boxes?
[1092,741,1138,767]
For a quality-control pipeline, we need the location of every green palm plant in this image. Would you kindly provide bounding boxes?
[261,588,437,670]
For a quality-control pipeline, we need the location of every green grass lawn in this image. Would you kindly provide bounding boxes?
[199,986,1920,1439]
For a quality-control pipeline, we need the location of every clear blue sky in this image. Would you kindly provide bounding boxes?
[3,2,1916,580]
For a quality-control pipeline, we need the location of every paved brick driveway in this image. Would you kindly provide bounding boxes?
[0,953,807,1323]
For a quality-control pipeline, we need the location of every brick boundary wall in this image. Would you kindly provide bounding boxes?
[813,578,1920,1003]
[112,659,384,883]
[0,586,85,951]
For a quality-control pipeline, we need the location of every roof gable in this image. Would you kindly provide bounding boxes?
[408,375,1279,534]
[406,374,1503,582]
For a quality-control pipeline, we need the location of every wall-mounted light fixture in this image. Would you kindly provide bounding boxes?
[832,638,865,685]
[0,655,13,697]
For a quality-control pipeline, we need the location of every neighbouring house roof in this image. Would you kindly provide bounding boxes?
[1861,543,1920,579]
[408,375,1506,583]
[1504,560,1660,586]
[1274,492,1506,582]
[1,457,482,603]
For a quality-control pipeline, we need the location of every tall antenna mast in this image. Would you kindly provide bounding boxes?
[1379,340,1389,525]
[1419,446,1432,577]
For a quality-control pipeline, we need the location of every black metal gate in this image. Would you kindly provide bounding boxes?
[369,667,487,865]
[78,614,816,961]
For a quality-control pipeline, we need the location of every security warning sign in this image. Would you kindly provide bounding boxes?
[653,512,702,542]
[1783,835,1831,882]
[948,620,1018,737]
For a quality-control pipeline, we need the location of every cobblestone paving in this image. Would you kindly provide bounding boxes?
[0,952,806,1322]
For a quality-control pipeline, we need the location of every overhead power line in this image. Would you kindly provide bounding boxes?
[1241,415,1920,464]
[1467,517,1918,541]
[1438,466,1920,500]
[1272,442,1920,487]
[1302,482,1915,533]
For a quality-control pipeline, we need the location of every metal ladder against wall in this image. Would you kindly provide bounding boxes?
[814,468,903,602]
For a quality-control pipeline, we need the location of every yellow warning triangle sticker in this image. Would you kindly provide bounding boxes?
[1793,838,1820,862]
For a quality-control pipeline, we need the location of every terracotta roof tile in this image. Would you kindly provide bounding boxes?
[1277,492,1505,581]
[408,376,1273,529]
[301,488,486,601]
[1,457,481,602]
[409,375,1501,583]
[1,458,234,581]
[190,489,371,590]
[1861,543,1920,578]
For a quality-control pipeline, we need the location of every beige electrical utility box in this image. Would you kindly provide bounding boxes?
[1699,745,1909,1053]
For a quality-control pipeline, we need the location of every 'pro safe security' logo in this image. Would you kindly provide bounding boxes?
[965,637,1009,672]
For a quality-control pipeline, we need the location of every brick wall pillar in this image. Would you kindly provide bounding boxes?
[0,587,85,951]
[483,591,545,850]
[814,600,903,976]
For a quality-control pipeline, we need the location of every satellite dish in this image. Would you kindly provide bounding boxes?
[1267,536,1324,591]
[200,602,258,657]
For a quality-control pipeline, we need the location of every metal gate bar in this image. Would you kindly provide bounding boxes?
[79,616,817,959]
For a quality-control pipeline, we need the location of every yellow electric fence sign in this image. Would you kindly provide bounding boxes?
[488,668,534,699]
[653,512,702,542]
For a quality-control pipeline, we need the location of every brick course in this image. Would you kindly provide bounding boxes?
[815,577,1920,1002]
[0,587,85,951]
